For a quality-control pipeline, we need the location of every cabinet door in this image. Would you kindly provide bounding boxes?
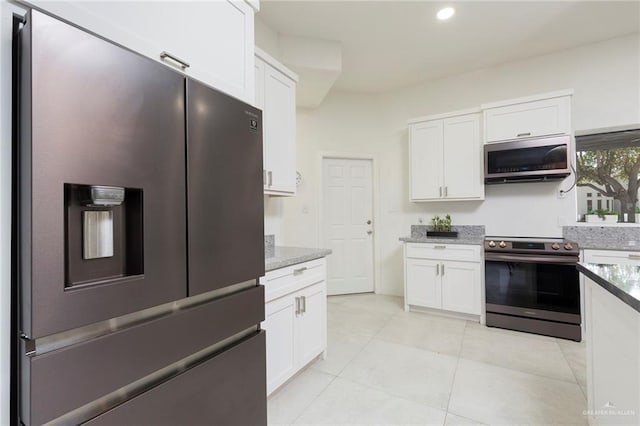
[405,259,441,309]
[264,295,298,394]
[298,282,327,366]
[588,282,640,425]
[443,114,482,199]
[30,1,256,103]
[484,96,570,143]
[410,121,443,200]
[441,261,481,315]
[264,64,296,195]
[255,57,265,110]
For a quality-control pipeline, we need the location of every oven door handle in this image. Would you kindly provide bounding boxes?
[485,252,578,265]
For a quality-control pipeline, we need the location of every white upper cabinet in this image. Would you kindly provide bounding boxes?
[255,49,298,196]
[27,0,258,103]
[409,110,483,202]
[409,121,443,200]
[482,90,572,143]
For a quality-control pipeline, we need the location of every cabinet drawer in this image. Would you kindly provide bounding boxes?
[405,243,481,262]
[583,249,640,266]
[484,96,570,143]
[262,258,326,302]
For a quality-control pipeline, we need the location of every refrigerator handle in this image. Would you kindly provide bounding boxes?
[302,296,306,314]
[295,297,300,315]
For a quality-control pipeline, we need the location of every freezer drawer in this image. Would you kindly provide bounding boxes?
[186,78,265,296]
[86,332,267,426]
[21,286,264,425]
[18,10,187,338]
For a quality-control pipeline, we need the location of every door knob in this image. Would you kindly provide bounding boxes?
[367,230,373,235]
[366,220,372,225]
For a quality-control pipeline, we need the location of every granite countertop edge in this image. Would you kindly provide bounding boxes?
[265,246,332,272]
[577,263,640,314]
[399,236,484,245]
[575,242,640,251]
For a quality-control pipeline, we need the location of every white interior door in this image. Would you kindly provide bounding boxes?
[322,158,374,295]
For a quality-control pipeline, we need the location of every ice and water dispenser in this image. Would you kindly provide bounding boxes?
[65,184,144,288]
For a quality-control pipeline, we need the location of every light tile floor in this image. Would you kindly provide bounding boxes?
[268,293,588,425]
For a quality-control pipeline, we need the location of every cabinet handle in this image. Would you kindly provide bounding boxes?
[439,186,442,197]
[160,51,190,70]
[436,264,439,276]
[516,132,531,137]
[441,263,445,276]
[295,297,300,315]
[263,169,267,186]
[628,254,640,260]
[302,296,306,313]
[268,170,273,187]
[434,245,446,249]
[444,186,448,197]
[293,267,307,274]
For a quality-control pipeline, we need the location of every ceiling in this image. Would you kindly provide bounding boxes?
[258,0,640,94]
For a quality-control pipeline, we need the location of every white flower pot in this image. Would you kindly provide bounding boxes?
[585,214,600,223]
[586,214,618,223]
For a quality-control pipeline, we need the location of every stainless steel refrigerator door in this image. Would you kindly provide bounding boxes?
[186,79,265,296]
[19,10,187,338]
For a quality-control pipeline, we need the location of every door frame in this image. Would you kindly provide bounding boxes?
[317,152,379,294]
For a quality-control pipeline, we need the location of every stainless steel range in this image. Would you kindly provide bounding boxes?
[484,237,581,341]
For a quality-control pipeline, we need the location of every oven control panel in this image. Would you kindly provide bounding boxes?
[485,238,579,255]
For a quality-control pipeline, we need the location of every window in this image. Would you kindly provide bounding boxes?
[576,128,640,221]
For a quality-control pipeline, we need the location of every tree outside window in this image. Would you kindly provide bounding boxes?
[576,127,640,222]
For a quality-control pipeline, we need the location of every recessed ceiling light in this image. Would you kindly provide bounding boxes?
[437,7,455,21]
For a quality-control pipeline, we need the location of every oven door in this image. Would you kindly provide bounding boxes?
[485,253,580,323]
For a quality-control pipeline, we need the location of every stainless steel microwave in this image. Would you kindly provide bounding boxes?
[484,135,571,184]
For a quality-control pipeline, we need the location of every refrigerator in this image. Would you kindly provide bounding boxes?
[13,9,266,425]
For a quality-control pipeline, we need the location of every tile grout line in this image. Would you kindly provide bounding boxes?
[444,319,469,417]
[556,339,589,402]
[288,301,401,425]
[288,370,339,426]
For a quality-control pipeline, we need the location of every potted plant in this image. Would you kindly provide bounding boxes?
[585,209,618,223]
[427,214,458,237]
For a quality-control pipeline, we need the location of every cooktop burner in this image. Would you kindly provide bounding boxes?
[484,236,579,255]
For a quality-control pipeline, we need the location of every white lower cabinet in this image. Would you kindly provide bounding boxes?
[583,249,640,266]
[404,243,481,316]
[263,295,297,393]
[262,258,327,395]
[585,277,640,425]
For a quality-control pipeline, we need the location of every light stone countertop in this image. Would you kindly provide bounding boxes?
[399,236,484,245]
[578,263,640,313]
[563,225,640,251]
[265,246,332,272]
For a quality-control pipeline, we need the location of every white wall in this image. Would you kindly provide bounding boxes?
[280,34,640,296]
